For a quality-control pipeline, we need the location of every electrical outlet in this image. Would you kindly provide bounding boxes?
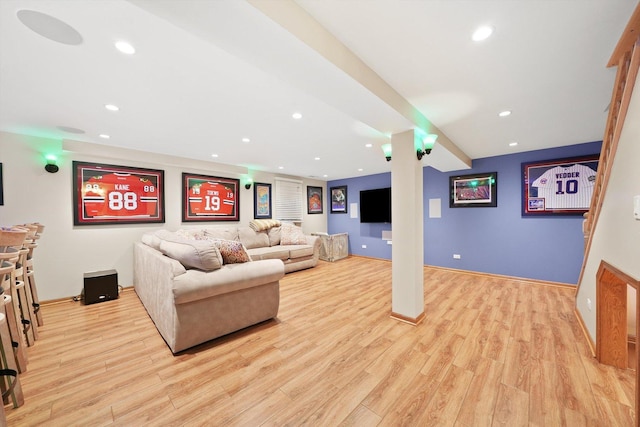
[587,298,592,311]
[453,254,461,259]
[361,244,367,249]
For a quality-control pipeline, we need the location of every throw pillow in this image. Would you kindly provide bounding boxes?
[280,225,307,245]
[158,239,223,271]
[237,226,270,249]
[268,226,281,246]
[210,239,252,264]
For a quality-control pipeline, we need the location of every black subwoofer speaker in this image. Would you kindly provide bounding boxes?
[83,269,118,305]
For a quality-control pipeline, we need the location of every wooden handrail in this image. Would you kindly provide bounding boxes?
[576,5,640,297]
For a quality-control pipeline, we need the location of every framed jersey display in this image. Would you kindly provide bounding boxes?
[73,161,165,225]
[182,173,239,222]
[522,154,599,216]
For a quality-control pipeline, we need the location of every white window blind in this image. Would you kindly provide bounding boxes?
[275,178,303,222]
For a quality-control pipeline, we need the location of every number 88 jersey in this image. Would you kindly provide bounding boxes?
[82,173,159,218]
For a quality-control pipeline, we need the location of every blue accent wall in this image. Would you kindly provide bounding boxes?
[328,141,601,284]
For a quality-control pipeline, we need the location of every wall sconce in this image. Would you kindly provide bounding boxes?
[44,154,59,173]
[245,178,253,190]
[381,143,392,162]
[416,134,438,160]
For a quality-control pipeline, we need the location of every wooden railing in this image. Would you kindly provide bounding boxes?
[576,4,640,296]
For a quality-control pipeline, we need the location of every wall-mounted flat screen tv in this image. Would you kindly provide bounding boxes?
[359,187,391,223]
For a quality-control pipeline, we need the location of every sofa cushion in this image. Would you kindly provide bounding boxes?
[286,245,314,259]
[175,228,209,240]
[210,239,252,264]
[172,259,285,305]
[158,239,223,272]
[238,226,270,249]
[280,224,307,245]
[204,227,239,241]
[246,247,290,261]
[268,226,281,246]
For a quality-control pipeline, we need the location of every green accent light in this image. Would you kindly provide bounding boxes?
[423,134,438,150]
[45,154,57,162]
[381,143,392,161]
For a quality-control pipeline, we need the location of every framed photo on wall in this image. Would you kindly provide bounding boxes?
[73,161,165,225]
[330,185,347,213]
[522,154,599,216]
[0,163,3,206]
[253,182,272,219]
[307,186,323,214]
[182,173,240,222]
[449,172,498,208]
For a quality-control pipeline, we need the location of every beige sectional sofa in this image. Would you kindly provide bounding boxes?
[133,222,319,353]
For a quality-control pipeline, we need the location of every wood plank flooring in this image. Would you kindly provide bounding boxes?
[5,257,636,426]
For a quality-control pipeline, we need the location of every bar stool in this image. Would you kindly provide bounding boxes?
[11,244,36,346]
[0,229,29,371]
[23,223,44,327]
[12,225,38,344]
[0,312,24,408]
[0,264,27,374]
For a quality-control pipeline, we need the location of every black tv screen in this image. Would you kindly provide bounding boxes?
[360,187,391,223]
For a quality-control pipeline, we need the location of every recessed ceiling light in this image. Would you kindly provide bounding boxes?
[242,137,250,143]
[472,25,494,42]
[211,153,219,158]
[105,104,119,111]
[498,110,511,117]
[365,143,373,148]
[358,168,363,172]
[57,126,85,134]
[278,166,284,170]
[99,134,110,139]
[115,40,135,55]
[17,10,83,45]
[509,142,518,147]
[314,157,320,161]
[323,174,328,178]
[292,112,302,120]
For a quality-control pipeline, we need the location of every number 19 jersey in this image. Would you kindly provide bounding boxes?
[188,181,235,216]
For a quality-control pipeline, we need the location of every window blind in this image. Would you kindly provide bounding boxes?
[275,178,303,222]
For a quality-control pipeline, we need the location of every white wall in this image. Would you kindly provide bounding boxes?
[576,70,640,339]
[0,132,327,301]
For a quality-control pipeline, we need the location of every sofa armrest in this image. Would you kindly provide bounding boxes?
[306,234,321,255]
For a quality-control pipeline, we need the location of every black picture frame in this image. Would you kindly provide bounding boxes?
[73,161,165,225]
[330,185,348,213]
[307,186,323,214]
[522,154,599,216]
[0,163,3,206]
[449,172,498,208]
[182,173,240,222]
[253,182,272,219]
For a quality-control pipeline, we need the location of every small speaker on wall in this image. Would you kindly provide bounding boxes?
[83,269,118,305]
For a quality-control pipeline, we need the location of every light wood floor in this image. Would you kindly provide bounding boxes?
[5,257,636,426]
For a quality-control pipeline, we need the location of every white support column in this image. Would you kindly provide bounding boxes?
[390,129,425,324]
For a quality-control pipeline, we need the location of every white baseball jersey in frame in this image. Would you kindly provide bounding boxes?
[531,163,596,209]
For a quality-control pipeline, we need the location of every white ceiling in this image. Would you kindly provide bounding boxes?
[0,0,636,181]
